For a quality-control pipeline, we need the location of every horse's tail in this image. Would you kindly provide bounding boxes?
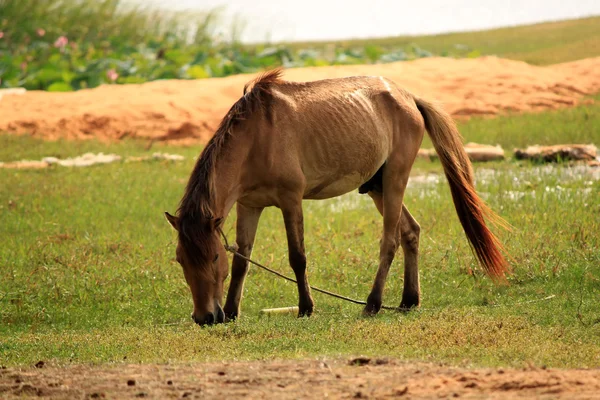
[414,97,510,280]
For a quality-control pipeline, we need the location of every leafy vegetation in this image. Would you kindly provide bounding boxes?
[2,1,598,92]
[0,0,434,91]
[1,98,599,368]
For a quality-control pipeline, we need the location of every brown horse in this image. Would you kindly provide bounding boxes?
[165,69,509,326]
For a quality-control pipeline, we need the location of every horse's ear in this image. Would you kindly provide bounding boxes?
[164,212,179,231]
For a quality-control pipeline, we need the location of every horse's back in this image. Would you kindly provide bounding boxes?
[260,76,421,199]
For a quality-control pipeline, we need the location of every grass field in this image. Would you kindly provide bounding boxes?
[290,16,600,65]
[1,98,599,369]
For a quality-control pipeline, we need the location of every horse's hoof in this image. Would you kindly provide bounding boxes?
[363,294,382,316]
[297,298,314,318]
[362,308,378,317]
[362,308,380,317]
[399,293,420,312]
[362,303,381,317]
[297,307,313,318]
[223,309,239,322]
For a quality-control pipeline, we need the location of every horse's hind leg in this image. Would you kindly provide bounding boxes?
[398,206,420,310]
[368,193,421,311]
[223,204,263,321]
[364,166,411,315]
[280,195,314,317]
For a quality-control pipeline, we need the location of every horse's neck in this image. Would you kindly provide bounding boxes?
[211,139,247,220]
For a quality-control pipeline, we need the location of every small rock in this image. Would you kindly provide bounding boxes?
[349,357,371,366]
[394,386,409,396]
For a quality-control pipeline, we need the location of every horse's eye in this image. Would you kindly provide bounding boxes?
[213,254,219,262]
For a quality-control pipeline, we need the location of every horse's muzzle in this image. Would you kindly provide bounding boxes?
[192,303,225,326]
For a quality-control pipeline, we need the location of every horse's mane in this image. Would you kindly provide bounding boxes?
[176,68,284,263]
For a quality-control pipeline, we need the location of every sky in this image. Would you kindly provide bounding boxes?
[147,0,600,43]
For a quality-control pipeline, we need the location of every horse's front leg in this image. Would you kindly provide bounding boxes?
[280,196,314,317]
[223,204,263,321]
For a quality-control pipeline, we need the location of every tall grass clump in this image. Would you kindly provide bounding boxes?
[0,0,218,46]
[0,0,223,90]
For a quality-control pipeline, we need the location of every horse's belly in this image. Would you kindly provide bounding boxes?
[301,139,388,199]
[296,102,391,199]
[303,174,362,199]
[303,164,381,199]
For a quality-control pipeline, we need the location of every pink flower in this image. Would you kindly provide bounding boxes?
[20,62,27,71]
[0,32,4,39]
[54,36,68,48]
[36,28,46,37]
[106,69,119,82]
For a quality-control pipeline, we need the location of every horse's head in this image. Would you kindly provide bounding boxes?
[165,212,228,326]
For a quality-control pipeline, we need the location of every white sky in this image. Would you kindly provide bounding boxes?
[147,0,600,43]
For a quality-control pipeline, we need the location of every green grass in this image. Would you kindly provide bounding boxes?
[1,101,599,369]
[288,16,600,65]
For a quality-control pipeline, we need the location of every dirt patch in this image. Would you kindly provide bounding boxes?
[1,359,599,399]
[1,56,599,144]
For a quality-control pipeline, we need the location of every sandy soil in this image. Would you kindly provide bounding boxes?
[1,56,599,144]
[1,358,599,399]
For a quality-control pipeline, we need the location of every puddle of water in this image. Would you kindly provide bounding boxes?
[476,164,600,185]
[477,165,599,203]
